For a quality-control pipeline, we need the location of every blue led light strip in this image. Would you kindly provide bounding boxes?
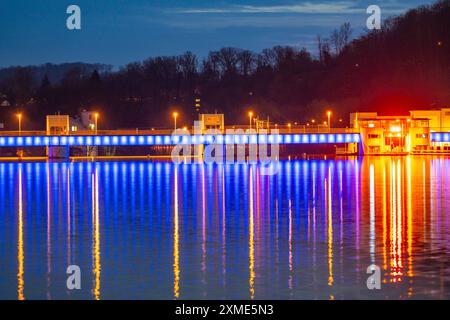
[431,132,450,143]
[0,133,362,147]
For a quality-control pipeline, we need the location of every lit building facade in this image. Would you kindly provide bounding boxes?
[351,108,450,155]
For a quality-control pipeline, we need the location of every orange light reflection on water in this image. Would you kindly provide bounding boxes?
[17,167,24,300]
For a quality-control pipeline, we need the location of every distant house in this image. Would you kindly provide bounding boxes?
[0,93,11,108]
[0,94,9,130]
[69,110,97,132]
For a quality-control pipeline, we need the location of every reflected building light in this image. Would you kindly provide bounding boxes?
[396,160,404,281]
[312,165,317,290]
[67,167,71,269]
[17,166,25,300]
[369,164,376,265]
[249,166,255,300]
[422,161,427,241]
[274,198,280,290]
[390,159,403,283]
[382,165,388,274]
[354,160,361,278]
[201,165,207,294]
[92,170,101,300]
[288,199,293,295]
[406,157,414,297]
[46,164,51,299]
[338,165,344,284]
[327,166,334,289]
[173,166,180,299]
[389,160,396,282]
[221,167,226,287]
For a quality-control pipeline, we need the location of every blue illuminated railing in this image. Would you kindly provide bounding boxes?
[0,133,361,147]
[431,132,450,143]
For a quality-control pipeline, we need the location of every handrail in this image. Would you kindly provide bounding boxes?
[0,128,360,136]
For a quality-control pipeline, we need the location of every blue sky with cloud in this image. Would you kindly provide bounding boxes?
[0,0,436,67]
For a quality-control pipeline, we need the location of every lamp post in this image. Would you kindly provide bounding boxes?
[248,111,253,130]
[287,123,292,133]
[17,113,22,135]
[94,112,99,135]
[327,111,332,132]
[173,112,178,130]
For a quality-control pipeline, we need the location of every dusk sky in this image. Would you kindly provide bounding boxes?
[0,0,436,68]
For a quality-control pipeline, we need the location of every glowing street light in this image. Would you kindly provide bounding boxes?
[327,110,332,131]
[17,113,22,135]
[173,112,179,130]
[287,123,292,133]
[94,112,99,134]
[248,111,253,130]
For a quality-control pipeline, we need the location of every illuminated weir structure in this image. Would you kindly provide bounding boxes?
[0,109,449,159]
[0,131,361,158]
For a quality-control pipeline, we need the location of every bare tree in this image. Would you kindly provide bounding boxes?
[178,51,198,80]
[237,50,256,76]
[330,22,353,55]
[317,35,331,64]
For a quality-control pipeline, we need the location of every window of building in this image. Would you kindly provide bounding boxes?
[368,134,380,139]
[416,133,428,139]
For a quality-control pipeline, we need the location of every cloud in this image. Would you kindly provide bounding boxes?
[178,2,362,14]
[160,1,421,30]
[162,15,357,29]
[174,1,413,16]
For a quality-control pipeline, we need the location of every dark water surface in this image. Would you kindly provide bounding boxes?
[0,157,449,300]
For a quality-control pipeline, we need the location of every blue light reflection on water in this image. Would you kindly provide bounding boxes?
[0,158,449,300]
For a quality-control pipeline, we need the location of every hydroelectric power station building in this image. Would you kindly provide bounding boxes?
[351,108,450,155]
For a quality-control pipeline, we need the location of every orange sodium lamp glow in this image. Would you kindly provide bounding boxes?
[173,112,179,130]
[17,113,23,133]
[248,111,253,129]
[327,110,332,130]
[94,112,99,133]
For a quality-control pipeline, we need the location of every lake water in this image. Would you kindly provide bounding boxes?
[0,157,449,300]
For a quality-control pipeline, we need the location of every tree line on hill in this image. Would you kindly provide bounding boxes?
[0,0,449,130]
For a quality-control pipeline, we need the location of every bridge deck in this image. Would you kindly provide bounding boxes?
[0,129,448,147]
[0,128,360,147]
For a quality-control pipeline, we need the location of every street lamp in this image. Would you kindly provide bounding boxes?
[327,111,332,131]
[248,111,253,130]
[17,113,22,135]
[287,123,292,133]
[173,112,178,130]
[94,112,99,134]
